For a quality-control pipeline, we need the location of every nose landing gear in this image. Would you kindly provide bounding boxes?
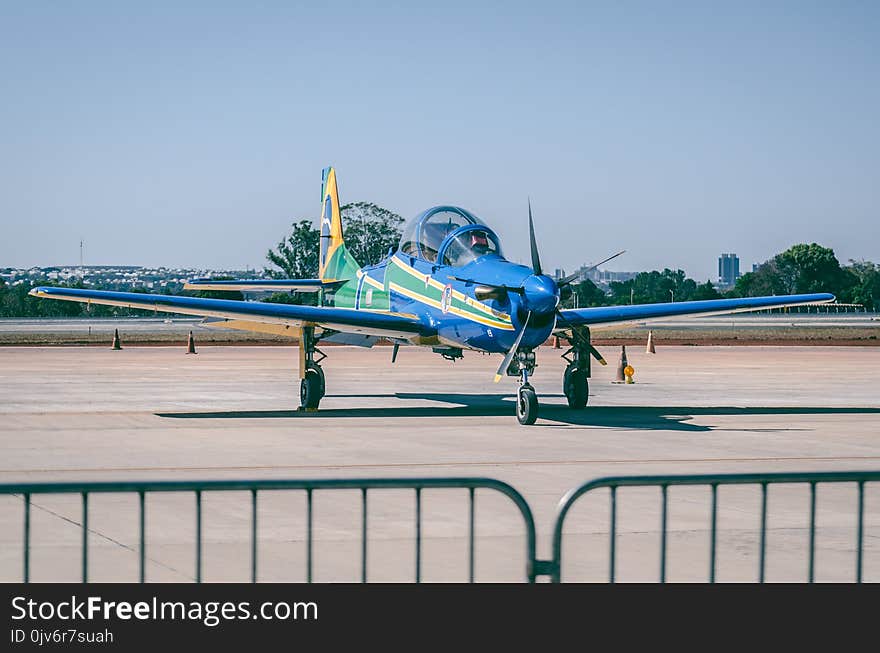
[507,349,539,425]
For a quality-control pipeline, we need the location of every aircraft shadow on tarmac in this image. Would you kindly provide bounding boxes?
[155,394,880,433]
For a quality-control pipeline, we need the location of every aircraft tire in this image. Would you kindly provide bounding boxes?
[300,369,322,409]
[308,362,326,398]
[516,385,538,425]
[564,366,588,408]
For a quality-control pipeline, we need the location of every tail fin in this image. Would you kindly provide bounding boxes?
[317,167,360,280]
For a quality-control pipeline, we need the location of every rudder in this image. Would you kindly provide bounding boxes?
[317,167,362,310]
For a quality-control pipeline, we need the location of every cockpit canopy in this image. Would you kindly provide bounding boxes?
[399,206,503,266]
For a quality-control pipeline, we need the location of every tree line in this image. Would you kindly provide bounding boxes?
[5,202,878,316]
[565,243,878,310]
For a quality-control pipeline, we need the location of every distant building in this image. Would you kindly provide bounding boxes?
[718,253,740,289]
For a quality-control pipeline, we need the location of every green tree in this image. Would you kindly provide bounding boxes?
[692,280,722,300]
[774,243,856,295]
[845,260,880,310]
[732,261,788,297]
[265,219,320,279]
[609,269,701,304]
[340,202,404,266]
[733,244,858,300]
[263,204,403,305]
[563,279,608,308]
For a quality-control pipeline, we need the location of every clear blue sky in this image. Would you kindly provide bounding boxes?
[1,1,878,281]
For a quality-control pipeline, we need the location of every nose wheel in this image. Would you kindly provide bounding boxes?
[516,384,538,425]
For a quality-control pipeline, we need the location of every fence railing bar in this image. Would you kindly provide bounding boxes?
[415,488,422,583]
[23,493,30,584]
[759,482,767,583]
[609,485,617,584]
[808,482,816,583]
[553,471,879,585]
[361,488,368,584]
[251,489,257,584]
[709,484,717,583]
[306,489,313,583]
[195,490,202,584]
[468,487,475,583]
[138,491,145,583]
[81,492,88,583]
[8,472,871,585]
[660,485,668,583]
[0,476,549,495]
[857,481,864,584]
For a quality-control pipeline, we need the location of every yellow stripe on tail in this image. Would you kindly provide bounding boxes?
[318,167,345,281]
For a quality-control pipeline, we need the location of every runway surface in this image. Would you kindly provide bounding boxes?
[1,345,878,582]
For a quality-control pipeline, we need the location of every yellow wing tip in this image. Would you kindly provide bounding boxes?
[493,374,503,383]
[598,358,607,366]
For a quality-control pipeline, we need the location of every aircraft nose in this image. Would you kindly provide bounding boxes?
[522,274,560,315]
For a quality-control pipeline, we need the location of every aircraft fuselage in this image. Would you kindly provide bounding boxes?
[331,252,558,353]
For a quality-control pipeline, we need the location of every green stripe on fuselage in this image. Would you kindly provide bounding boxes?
[327,249,511,329]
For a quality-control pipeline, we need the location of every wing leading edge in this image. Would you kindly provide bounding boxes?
[557,293,835,329]
[29,287,431,340]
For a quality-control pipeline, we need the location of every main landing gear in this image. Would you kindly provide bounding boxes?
[561,325,605,410]
[299,326,326,410]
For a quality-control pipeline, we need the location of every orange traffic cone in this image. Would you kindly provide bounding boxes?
[186,331,197,354]
[613,345,628,383]
[111,329,122,350]
[646,330,656,354]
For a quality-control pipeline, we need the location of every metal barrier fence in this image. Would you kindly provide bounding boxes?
[2,470,877,583]
[551,470,880,583]
[0,478,537,583]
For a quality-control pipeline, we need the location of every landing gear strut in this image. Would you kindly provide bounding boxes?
[299,326,326,410]
[561,325,605,409]
[508,348,539,425]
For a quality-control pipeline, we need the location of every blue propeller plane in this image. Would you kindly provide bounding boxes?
[31,167,835,424]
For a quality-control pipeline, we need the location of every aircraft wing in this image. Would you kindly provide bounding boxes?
[183,278,346,293]
[29,287,431,339]
[556,293,835,330]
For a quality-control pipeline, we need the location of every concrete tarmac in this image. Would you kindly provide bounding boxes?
[1,345,878,582]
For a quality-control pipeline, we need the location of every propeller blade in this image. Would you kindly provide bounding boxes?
[528,200,543,276]
[494,311,531,382]
[557,271,581,287]
[583,249,627,275]
[558,250,627,287]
